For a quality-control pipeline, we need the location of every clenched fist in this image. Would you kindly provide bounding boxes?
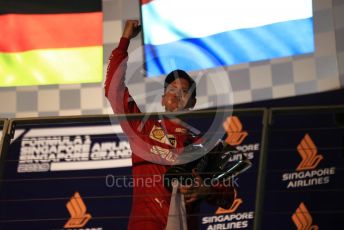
[122,20,141,39]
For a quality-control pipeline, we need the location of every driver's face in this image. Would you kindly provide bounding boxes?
[162,78,193,112]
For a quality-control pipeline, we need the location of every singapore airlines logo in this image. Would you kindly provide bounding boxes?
[223,116,248,146]
[64,192,92,228]
[202,196,254,228]
[215,197,243,214]
[292,202,318,230]
[296,134,323,171]
[282,133,335,188]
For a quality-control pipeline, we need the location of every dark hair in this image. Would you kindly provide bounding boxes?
[164,69,196,98]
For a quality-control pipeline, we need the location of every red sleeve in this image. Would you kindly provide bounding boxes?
[104,37,129,98]
[105,37,138,113]
[104,37,143,133]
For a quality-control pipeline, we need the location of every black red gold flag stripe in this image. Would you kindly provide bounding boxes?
[0,0,101,14]
[0,0,102,87]
[0,13,102,52]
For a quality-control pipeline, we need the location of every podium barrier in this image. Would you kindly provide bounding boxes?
[198,108,267,230]
[0,114,133,230]
[261,105,344,230]
[0,106,343,229]
[0,109,268,230]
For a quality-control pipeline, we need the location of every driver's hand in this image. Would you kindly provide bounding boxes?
[179,169,211,204]
[122,20,141,39]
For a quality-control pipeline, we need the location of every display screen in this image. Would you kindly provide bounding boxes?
[141,0,314,77]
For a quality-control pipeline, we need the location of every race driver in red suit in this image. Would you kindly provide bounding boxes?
[105,20,236,230]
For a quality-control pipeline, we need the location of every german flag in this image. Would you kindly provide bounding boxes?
[0,0,102,87]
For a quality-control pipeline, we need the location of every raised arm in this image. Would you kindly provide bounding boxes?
[104,20,141,114]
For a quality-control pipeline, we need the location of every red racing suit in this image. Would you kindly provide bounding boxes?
[105,37,235,230]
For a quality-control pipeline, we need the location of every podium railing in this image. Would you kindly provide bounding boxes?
[0,105,343,229]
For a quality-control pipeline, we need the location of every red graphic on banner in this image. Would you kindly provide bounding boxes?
[223,116,248,146]
[215,197,243,214]
[64,192,92,228]
[292,202,318,230]
[296,134,323,171]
